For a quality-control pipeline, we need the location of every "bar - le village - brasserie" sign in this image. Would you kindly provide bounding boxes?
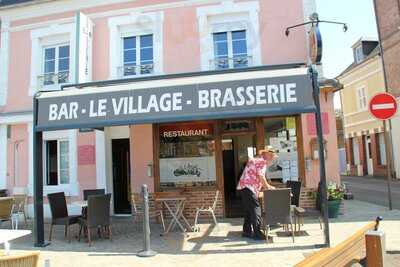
[35,68,315,131]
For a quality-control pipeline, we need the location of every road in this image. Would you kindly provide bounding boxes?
[342,176,400,210]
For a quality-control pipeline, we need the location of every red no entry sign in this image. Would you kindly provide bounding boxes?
[369,92,398,120]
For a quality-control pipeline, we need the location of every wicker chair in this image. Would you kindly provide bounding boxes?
[47,192,81,242]
[83,189,105,201]
[0,251,40,267]
[0,197,16,229]
[78,194,112,246]
[263,188,295,243]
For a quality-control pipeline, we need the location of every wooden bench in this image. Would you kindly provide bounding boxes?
[295,217,384,267]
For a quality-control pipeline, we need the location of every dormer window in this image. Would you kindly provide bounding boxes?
[354,45,364,63]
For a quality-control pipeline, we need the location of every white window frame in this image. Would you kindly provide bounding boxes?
[213,30,248,69]
[44,139,70,186]
[356,87,368,111]
[108,11,163,79]
[41,43,71,89]
[30,23,76,95]
[120,33,154,77]
[42,130,79,196]
[355,45,364,63]
[197,1,261,71]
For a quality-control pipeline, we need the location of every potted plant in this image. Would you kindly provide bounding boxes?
[327,182,345,218]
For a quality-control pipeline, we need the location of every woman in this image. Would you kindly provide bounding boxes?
[236,148,277,240]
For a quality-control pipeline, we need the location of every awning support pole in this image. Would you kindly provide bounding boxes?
[310,65,331,247]
[33,96,48,247]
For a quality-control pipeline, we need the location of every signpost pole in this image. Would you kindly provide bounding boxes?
[310,65,330,248]
[383,120,393,210]
[373,0,395,211]
[368,93,397,211]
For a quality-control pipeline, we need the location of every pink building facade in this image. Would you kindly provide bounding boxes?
[0,0,340,218]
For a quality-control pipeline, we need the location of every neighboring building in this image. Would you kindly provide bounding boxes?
[374,0,400,179]
[337,38,388,177]
[0,0,340,218]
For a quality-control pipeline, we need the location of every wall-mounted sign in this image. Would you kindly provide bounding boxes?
[78,145,95,165]
[160,123,214,138]
[309,25,322,64]
[35,67,315,131]
[223,119,255,132]
[306,112,329,135]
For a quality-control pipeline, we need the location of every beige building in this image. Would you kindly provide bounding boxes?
[337,38,387,177]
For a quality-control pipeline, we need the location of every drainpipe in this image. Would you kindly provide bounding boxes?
[13,140,24,187]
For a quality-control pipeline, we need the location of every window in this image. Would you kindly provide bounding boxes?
[377,133,387,165]
[42,44,70,87]
[354,45,364,63]
[122,34,153,77]
[158,123,216,188]
[212,30,248,69]
[264,117,298,182]
[357,87,367,110]
[45,140,69,186]
[352,137,360,165]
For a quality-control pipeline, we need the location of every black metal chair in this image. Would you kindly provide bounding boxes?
[79,193,112,246]
[47,192,81,242]
[263,188,295,243]
[286,180,302,207]
[83,189,105,201]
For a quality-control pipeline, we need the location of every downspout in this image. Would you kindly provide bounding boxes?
[13,140,24,187]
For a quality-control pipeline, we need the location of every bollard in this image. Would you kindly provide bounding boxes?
[137,184,157,257]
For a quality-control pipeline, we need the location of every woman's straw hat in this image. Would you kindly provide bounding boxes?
[258,146,276,155]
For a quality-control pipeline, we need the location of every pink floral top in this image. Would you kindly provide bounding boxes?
[236,157,268,197]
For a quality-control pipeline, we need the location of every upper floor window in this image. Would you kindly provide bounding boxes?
[212,30,249,70]
[41,44,70,88]
[121,34,154,77]
[357,87,367,110]
[354,45,364,63]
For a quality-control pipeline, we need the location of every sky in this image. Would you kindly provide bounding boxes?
[316,0,378,79]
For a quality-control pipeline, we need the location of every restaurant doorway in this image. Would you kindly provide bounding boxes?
[112,139,132,215]
[222,134,256,217]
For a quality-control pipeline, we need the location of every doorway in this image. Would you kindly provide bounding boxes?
[112,139,132,214]
[364,135,373,175]
[222,134,256,217]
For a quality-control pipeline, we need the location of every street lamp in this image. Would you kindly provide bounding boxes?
[285,13,347,248]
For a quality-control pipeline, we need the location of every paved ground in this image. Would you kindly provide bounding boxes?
[342,175,400,210]
[2,199,400,267]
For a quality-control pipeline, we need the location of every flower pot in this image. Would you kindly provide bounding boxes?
[327,199,342,218]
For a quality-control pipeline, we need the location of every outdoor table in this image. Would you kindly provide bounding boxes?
[155,196,192,235]
[0,229,31,255]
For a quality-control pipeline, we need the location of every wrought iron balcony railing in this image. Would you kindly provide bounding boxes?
[37,71,69,90]
[210,55,253,70]
[117,63,154,78]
